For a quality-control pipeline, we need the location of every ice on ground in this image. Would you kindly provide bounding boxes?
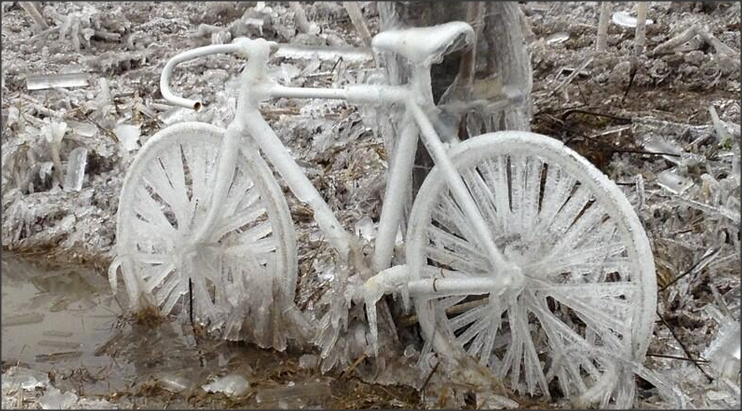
[704,318,741,380]
[353,216,376,242]
[156,373,195,393]
[114,124,140,152]
[201,374,251,397]
[63,147,88,192]
[39,386,78,410]
[255,381,331,408]
[1,366,49,391]
[612,11,654,28]
[26,72,89,90]
[299,354,320,369]
[656,168,694,195]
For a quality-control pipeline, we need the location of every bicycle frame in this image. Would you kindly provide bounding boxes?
[162,37,516,301]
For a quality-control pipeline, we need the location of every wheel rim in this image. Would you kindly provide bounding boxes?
[116,123,296,337]
[407,131,656,399]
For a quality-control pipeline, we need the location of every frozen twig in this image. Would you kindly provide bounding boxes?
[22,119,65,189]
[656,309,715,382]
[652,25,701,55]
[518,4,536,44]
[27,26,59,43]
[596,2,611,51]
[19,2,49,34]
[289,2,318,35]
[342,2,373,48]
[653,24,741,59]
[634,3,647,55]
[709,106,733,146]
[551,57,593,95]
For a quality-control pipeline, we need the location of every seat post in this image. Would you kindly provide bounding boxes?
[409,64,435,107]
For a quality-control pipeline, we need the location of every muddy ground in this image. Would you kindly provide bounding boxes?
[2,1,741,409]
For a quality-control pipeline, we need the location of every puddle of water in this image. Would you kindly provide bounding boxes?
[2,252,131,393]
[1,252,420,408]
[0,252,315,407]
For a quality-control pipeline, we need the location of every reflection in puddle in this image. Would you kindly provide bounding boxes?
[2,252,128,394]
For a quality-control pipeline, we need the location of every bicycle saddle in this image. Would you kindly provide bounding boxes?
[372,21,475,65]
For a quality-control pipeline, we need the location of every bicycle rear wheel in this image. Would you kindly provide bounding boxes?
[114,122,297,345]
[406,131,656,403]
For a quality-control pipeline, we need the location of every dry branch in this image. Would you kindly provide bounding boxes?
[342,2,373,48]
[596,2,611,51]
[634,3,647,55]
[19,2,48,34]
[289,2,316,35]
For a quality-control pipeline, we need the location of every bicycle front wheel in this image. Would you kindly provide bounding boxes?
[114,122,297,345]
[406,131,656,402]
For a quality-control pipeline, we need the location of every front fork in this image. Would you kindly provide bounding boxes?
[192,121,244,245]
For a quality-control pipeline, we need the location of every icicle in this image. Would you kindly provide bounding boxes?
[63,147,87,192]
[26,72,88,91]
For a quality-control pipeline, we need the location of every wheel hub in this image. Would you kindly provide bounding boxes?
[489,263,526,298]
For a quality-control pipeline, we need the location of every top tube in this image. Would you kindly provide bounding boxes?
[273,43,373,63]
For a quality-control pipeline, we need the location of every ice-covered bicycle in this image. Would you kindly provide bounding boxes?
[110,22,657,400]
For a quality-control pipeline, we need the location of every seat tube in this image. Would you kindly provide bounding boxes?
[406,100,512,273]
[372,112,419,272]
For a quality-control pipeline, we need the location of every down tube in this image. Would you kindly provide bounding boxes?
[241,108,353,260]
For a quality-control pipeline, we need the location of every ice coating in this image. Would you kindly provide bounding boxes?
[63,147,88,192]
[113,122,302,346]
[103,15,665,407]
[371,21,474,65]
[611,11,654,28]
[405,132,657,400]
[201,374,250,397]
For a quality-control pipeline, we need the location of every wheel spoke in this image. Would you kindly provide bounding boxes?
[462,168,501,234]
[223,235,277,257]
[427,224,486,261]
[450,304,489,332]
[535,285,630,343]
[211,205,267,241]
[425,245,488,274]
[550,204,607,257]
[456,310,491,347]
[548,184,592,238]
[131,251,170,265]
[433,191,478,243]
[131,217,173,247]
[523,156,543,232]
[525,241,626,277]
[537,166,575,229]
[510,155,526,233]
[479,155,512,234]
[222,162,258,217]
[478,299,504,367]
[133,187,178,239]
[155,272,181,309]
[525,291,588,395]
[527,292,605,384]
[154,149,192,229]
[512,296,550,397]
[181,142,215,206]
[143,262,176,293]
